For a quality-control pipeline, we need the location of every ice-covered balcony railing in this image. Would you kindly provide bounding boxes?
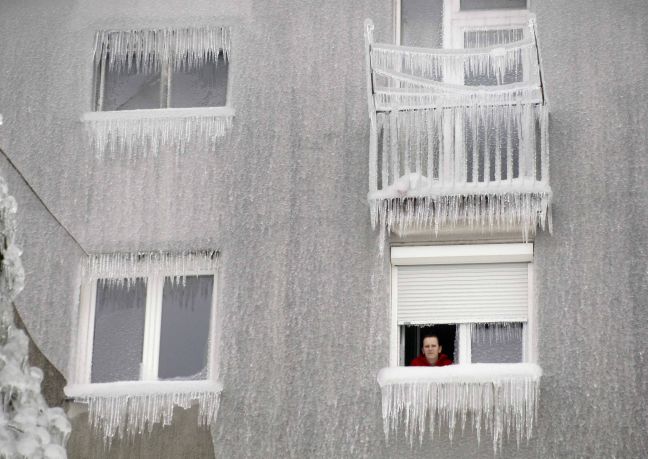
[364,18,551,246]
[377,364,541,452]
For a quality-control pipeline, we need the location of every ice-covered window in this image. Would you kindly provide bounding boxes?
[65,250,222,443]
[380,243,541,451]
[82,26,234,157]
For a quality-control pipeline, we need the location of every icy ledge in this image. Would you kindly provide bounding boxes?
[64,380,222,443]
[81,107,234,157]
[377,364,541,451]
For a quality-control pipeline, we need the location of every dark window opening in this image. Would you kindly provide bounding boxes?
[403,324,457,366]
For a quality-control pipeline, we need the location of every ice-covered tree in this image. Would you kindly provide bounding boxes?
[0,176,70,458]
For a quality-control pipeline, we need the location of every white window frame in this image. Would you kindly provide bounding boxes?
[389,243,537,367]
[73,270,219,385]
[93,49,232,113]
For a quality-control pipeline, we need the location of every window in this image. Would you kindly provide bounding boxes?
[82,26,234,157]
[390,243,536,366]
[73,252,218,384]
[379,243,541,449]
[66,251,222,441]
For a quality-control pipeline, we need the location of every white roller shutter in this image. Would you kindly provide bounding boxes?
[396,262,528,324]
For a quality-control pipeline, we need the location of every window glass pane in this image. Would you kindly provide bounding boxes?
[158,275,214,379]
[102,65,162,111]
[404,324,457,366]
[91,279,147,383]
[401,0,444,48]
[170,54,228,108]
[471,323,523,363]
[460,0,526,10]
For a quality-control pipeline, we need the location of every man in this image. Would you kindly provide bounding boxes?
[410,334,453,366]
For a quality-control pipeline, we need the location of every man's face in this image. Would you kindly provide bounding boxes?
[422,336,441,364]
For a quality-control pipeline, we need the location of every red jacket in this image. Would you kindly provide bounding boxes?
[410,354,453,367]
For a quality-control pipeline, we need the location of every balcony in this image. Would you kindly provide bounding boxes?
[364,18,551,246]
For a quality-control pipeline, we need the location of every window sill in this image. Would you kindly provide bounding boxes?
[81,106,235,123]
[64,379,222,399]
[80,107,235,157]
[64,380,223,442]
[377,363,541,449]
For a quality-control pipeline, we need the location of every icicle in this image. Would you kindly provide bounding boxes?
[377,364,541,452]
[65,381,222,445]
[471,323,523,345]
[94,26,231,75]
[82,108,234,158]
[81,250,219,286]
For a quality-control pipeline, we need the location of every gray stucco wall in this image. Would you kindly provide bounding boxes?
[1,0,647,457]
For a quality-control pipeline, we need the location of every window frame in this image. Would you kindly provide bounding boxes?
[93,53,231,113]
[389,243,536,367]
[74,269,219,385]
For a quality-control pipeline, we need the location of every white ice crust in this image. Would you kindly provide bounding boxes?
[377,363,541,451]
[64,380,222,444]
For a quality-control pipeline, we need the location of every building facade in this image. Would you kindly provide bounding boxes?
[0,0,647,457]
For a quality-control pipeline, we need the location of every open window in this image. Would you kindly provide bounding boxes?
[82,26,234,157]
[379,243,541,450]
[66,250,222,442]
[392,243,534,366]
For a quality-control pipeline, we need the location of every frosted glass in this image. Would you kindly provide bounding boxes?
[91,279,147,383]
[460,0,526,10]
[170,56,228,108]
[158,275,214,379]
[401,0,444,49]
[471,323,523,363]
[102,66,162,111]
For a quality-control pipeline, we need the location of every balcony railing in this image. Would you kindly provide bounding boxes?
[364,18,551,246]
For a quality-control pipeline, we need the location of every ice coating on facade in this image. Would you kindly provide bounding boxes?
[64,381,222,444]
[0,174,70,458]
[364,18,551,251]
[377,364,541,452]
[81,249,219,285]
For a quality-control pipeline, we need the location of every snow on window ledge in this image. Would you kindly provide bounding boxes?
[81,107,235,158]
[377,363,541,451]
[64,380,223,443]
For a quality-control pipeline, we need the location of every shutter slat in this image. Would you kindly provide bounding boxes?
[397,262,528,324]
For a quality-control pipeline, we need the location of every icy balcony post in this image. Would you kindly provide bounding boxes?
[364,18,551,248]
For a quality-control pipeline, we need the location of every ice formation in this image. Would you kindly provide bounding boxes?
[0,174,71,458]
[364,19,551,249]
[377,364,541,452]
[81,249,219,286]
[64,381,221,444]
[93,26,231,74]
[86,26,233,157]
[82,108,234,158]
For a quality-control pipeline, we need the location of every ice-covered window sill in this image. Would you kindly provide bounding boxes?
[64,379,222,399]
[80,107,235,157]
[377,363,542,450]
[81,106,235,123]
[64,380,223,442]
[377,362,541,385]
